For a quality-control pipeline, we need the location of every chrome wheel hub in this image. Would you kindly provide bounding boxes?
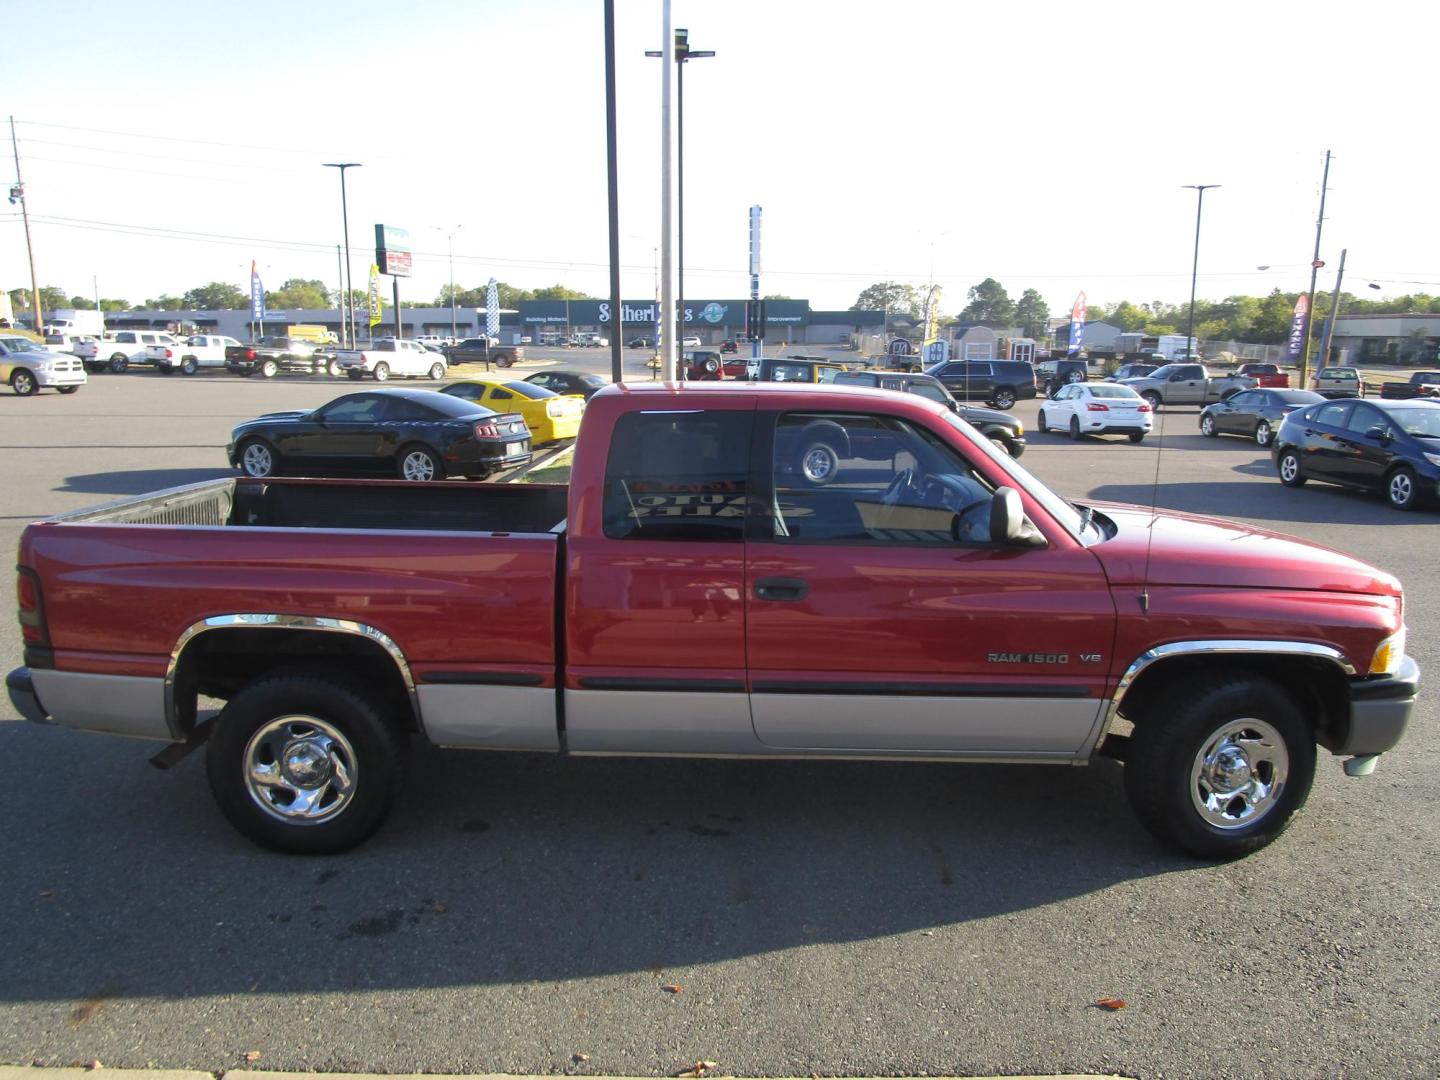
[1190,719,1288,829]
[242,444,272,475]
[244,716,357,823]
[802,447,834,482]
[403,452,435,481]
[1390,474,1412,503]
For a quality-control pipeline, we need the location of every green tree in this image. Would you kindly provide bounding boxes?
[181,281,248,309]
[958,278,1014,327]
[145,294,185,309]
[1014,288,1050,338]
[530,284,594,301]
[1107,301,1150,332]
[67,296,97,310]
[100,298,130,312]
[850,281,921,319]
[264,278,330,310]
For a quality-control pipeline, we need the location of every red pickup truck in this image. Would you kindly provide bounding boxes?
[1236,363,1291,388]
[8,382,1419,859]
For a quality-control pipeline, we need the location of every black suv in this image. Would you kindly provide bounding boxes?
[923,359,1037,410]
[1036,358,1089,395]
[831,370,1026,456]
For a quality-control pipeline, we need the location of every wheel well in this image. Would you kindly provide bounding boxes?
[1113,655,1350,753]
[171,627,419,736]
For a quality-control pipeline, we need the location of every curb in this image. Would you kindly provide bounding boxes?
[0,1069,1124,1080]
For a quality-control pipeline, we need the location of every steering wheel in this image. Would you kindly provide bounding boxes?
[882,466,917,506]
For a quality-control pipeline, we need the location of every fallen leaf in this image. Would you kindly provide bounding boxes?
[573,1053,591,1063]
[674,1061,718,1078]
[661,984,683,994]
[243,1051,261,1062]
[1095,997,1127,1011]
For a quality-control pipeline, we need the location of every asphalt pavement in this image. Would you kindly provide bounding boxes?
[1,360,1436,1079]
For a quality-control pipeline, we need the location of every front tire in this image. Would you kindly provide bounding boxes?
[1142,391,1162,410]
[11,369,38,396]
[181,357,199,375]
[259,358,278,378]
[428,362,445,380]
[373,362,390,382]
[1200,414,1218,438]
[109,354,129,373]
[496,356,514,369]
[1254,420,1273,446]
[1127,430,1145,443]
[326,357,341,377]
[57,385,80,395]
[1277,448,1306,487]
[1386,466,1420,511]
[1123,672,1315,860]
[1037,410,1048,433]
[205,671,408,854]
[238,438,278,478]
[991,388,1017,410]
[398,444,444,481]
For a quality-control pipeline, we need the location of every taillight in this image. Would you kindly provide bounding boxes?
[246,349,256,361]
[474,421,501,438]
[1086,402,1110,411]
[17,568,48,647]
[1137,403,1152,412]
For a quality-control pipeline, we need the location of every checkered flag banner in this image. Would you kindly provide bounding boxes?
[486,279,499,339]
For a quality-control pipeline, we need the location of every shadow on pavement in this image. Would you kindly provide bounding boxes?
[59,468,235,496]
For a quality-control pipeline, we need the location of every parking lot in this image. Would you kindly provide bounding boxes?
[1,361,1437,1079]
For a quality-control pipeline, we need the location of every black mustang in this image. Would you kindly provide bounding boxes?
[227,388,533,482]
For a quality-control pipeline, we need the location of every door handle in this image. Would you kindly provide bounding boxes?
[754,577,808,602]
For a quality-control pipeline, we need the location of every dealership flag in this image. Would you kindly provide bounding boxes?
[1285,294,1309,361]
[486,279,499,339]
[367,264,382,327]
[1067,291,1087,355]
[249,261,266,321]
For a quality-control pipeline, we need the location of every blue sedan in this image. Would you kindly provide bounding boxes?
[1272,398,1440,510]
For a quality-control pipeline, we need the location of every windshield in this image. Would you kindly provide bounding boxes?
[1087,384,1141,399]
[1,337,46,352]
[1384,406,1440,438]
[938,408,1094,542]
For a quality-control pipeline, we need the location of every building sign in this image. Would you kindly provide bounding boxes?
[374,224,412,277]
[516,299,812,327]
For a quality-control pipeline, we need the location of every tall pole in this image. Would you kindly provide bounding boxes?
[447,228,459,341]
[9,116,43,334]
[324,162,361,348]
[1319,248,1347,368]
[335,244,345,344]
[658,1,676,380]
[604,0,624,383]
[1299,150,1332,386]
[1183,185,1220,360]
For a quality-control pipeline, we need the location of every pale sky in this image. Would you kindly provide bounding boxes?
[3,0,1434,317]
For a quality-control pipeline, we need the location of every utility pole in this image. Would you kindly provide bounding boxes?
[1183,184,1220,361]
[9,116,43,334]
[1298,150,1332,386]
[1318,248,1347,369]
[335,244,346,343]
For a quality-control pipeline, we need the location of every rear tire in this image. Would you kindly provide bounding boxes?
[991,388,1016,410]
[497,356,514,369]
[1037,410,1048,433]
[398,444,444,481]
[1277,448,1306,487]
[181,357,198,375]
[1128,430,1145,443]
[259,358,278,378]
[110,354,129,373]
[1123,672,1314,860]
[373,362,390,382]
[205,671,408,854]
[1068,415,1082,441]
[1142,391,1161,410]
[1254,420,1273,447]
[326,357,341,377]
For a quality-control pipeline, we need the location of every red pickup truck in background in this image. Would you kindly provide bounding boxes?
[8,383,1418,858]
[1236,363,1291,388]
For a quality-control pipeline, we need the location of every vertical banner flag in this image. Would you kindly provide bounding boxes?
[249,261,266,321]
[367,265,382,326]
[1285,294,1309,361]
[1067,291,1087,355]
[486,279,500,340]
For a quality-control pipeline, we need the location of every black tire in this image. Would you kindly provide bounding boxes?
[1068,415,1082,441]
[326,357,341,377]
[1277,448,1306,488]
[397,444,444,481]
[1385,466,1420,511]
[1254,420,1273,447]
[259,358,279,379]
[797,440,841,486]
[704,357,721,374]
[1142,391,1162,410]
[1127,430,1145,443]
[57,385,80,395]
[988,434,1011,456]
[205,670,409,854]
[1067,369,1084,384]
[238,437,278,478]
[347,370,363,380]
[497,356,514,369]
[990,388,1017,410]
[109,354,129,373]
[373,362,390,382]
[1123,671,1315,860]
[1200,414,1218,438]
[181,357,199,375]
[11,369,38,396]
[1037,410,1048,433]
[428,362,445,380]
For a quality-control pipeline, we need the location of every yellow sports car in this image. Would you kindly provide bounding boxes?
[440,377,585,445]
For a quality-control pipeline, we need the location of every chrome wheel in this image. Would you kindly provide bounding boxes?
[992,389,1016,409]
[428,362,445,380]
[1200,414,1216,437]
[260,359,278,378]
[1189,719,1289,830]
[801,444,838,484]
[373,362,390,382]
[243,715,357,824]
[11,370,37,396]
[240,440,275,477]
[1387,468,1417,510]
[1278,451,1303,486]
[1254,420,1272,446]
[400,447,440,481]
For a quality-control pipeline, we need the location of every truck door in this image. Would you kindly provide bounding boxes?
[564,407,758,755]
[1169,365,1206,403]
[745,408,1115,757]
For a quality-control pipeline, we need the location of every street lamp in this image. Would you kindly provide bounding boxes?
[323,162,362,349]
[1182,185,1220,360]
[647,27,714,348]
[431,225,463,341]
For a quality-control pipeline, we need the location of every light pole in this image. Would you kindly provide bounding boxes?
[431,225,462,341]
[323,162,361,349]
[1182,185,1220,361]
[647,27,714,349]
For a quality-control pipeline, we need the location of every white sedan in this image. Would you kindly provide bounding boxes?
[1038,382,1153,443]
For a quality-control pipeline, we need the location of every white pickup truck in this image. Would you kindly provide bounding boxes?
[145,335,244,375]
[336,338,449,382]
[74,330,180,373]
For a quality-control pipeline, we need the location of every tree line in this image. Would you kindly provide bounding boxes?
[851,279,1440,345]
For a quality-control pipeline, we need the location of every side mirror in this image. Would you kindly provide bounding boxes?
[990,486,1025,543]
[1366,426,1391,442]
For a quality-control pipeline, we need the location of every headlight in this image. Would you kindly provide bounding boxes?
[1369,627,1406,676]
[1014,423,1024,436]
[1423,453,1440,468]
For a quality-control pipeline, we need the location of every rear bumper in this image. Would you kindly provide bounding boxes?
[1338,655,1420,756]
[7,667,52,725]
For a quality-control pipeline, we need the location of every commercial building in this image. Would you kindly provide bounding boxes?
[1329,313,1440,367]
